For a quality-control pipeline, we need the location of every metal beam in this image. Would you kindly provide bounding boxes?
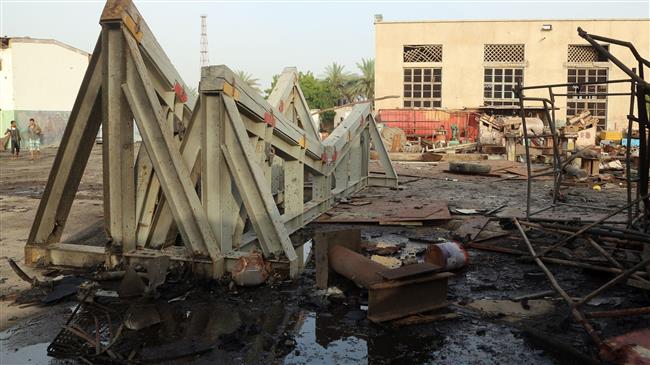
[27,38,104,247]
[121,29,221,266]
[221,95,298,268]
[26,0,398,281]
[102,23,136,252]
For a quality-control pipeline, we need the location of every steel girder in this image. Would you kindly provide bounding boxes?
[24,0,397,279]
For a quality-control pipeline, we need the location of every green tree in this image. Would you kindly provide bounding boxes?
[323,62,357,104]
[352,58,374,101]
[264,74,280,97]
[235,70,261,92]
[298,71,337,110]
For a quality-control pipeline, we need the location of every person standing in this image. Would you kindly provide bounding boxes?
[27,118,42,160]
[4,120,21,159]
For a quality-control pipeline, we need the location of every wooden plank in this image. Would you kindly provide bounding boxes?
[27,38,104,245]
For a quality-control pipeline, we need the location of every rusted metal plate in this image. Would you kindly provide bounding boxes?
[101,0,131,21]
[368,272,453,322]
[454,216,490,242]
[600,329,650,364]
[316,198,450,224]
[378,262,441,281]
[329,245,385,287]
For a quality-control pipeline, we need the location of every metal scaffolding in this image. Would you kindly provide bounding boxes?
[512,28,650,355]
[24,0,397,279]
[514,28,649,229]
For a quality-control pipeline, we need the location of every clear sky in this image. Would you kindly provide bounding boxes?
[1,0,648,90]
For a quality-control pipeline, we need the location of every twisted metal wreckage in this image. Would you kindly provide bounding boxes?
[23,0,397,279]
[513,29,650,358]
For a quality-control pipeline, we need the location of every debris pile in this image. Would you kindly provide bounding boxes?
[314,228,458,323]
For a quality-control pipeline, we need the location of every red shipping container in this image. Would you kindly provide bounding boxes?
[377,109,479,143]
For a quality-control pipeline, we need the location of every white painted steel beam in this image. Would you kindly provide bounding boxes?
[121,29,221,266]
[26,0,397,281]
[27,39,104,246]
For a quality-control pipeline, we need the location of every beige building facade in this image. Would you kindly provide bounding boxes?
[375,18,650,131]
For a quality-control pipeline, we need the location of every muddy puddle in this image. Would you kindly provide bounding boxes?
[0,284,561,365]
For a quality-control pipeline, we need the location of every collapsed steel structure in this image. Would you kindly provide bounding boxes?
[25,0,397,278]
[515,28,649,229]
[514,29,650,357]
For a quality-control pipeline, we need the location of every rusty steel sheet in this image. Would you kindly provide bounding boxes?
[454,216,490,242]
[368,272,453,323]
[316,198,451,224]
[377,262,441,281]
[600,329,650,364]
[328,245,385,288]
[314,228,453,322]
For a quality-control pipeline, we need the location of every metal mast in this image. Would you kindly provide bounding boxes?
[200,15,209,67]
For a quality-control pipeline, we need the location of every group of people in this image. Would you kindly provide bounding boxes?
[4,118,42,160]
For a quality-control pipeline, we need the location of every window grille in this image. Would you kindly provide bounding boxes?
[566,68,608,129]
[484,44,525,63]
[483,67,523,106]
[403,68,442,108]
[568,45,608,63]
[403,45,443,63]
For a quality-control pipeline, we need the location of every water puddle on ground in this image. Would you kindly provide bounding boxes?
[284,306,449,365]
[0,286,558,365]
[0,342,51,365]
[285,311,368,364]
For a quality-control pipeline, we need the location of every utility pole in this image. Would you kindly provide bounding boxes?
[200,15,209,67]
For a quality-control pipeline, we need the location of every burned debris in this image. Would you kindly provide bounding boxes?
[1,1,648,364]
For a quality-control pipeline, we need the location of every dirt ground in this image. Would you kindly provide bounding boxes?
[0,145,104,331]
[0,145,648,364]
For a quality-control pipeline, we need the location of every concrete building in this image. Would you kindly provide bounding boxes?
[374,18,650,131]
[1,37,90,145]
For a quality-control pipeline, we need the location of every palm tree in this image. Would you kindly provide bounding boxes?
[323,62,357,104]
[235,70,261,92]
[353,58,374,101]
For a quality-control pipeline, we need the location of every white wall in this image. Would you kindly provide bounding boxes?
[0,46,14,111]
[10,40,89,111]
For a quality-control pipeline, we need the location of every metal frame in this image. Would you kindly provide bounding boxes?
[514,28,649,228]
[24,0,397,279]
[509,28,650,356]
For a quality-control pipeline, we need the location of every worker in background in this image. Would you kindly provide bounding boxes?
[4,120,21,160]
[27,118,42,160]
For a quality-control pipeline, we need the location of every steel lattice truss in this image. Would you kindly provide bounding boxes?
[25,0,397,278]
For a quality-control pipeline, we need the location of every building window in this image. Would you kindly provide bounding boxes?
[403,45,443,63]
[567,68,608,129]
[568,45,609,63]
[403,68,441,108]
[484,68,523,106]
[484,44,525,63]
